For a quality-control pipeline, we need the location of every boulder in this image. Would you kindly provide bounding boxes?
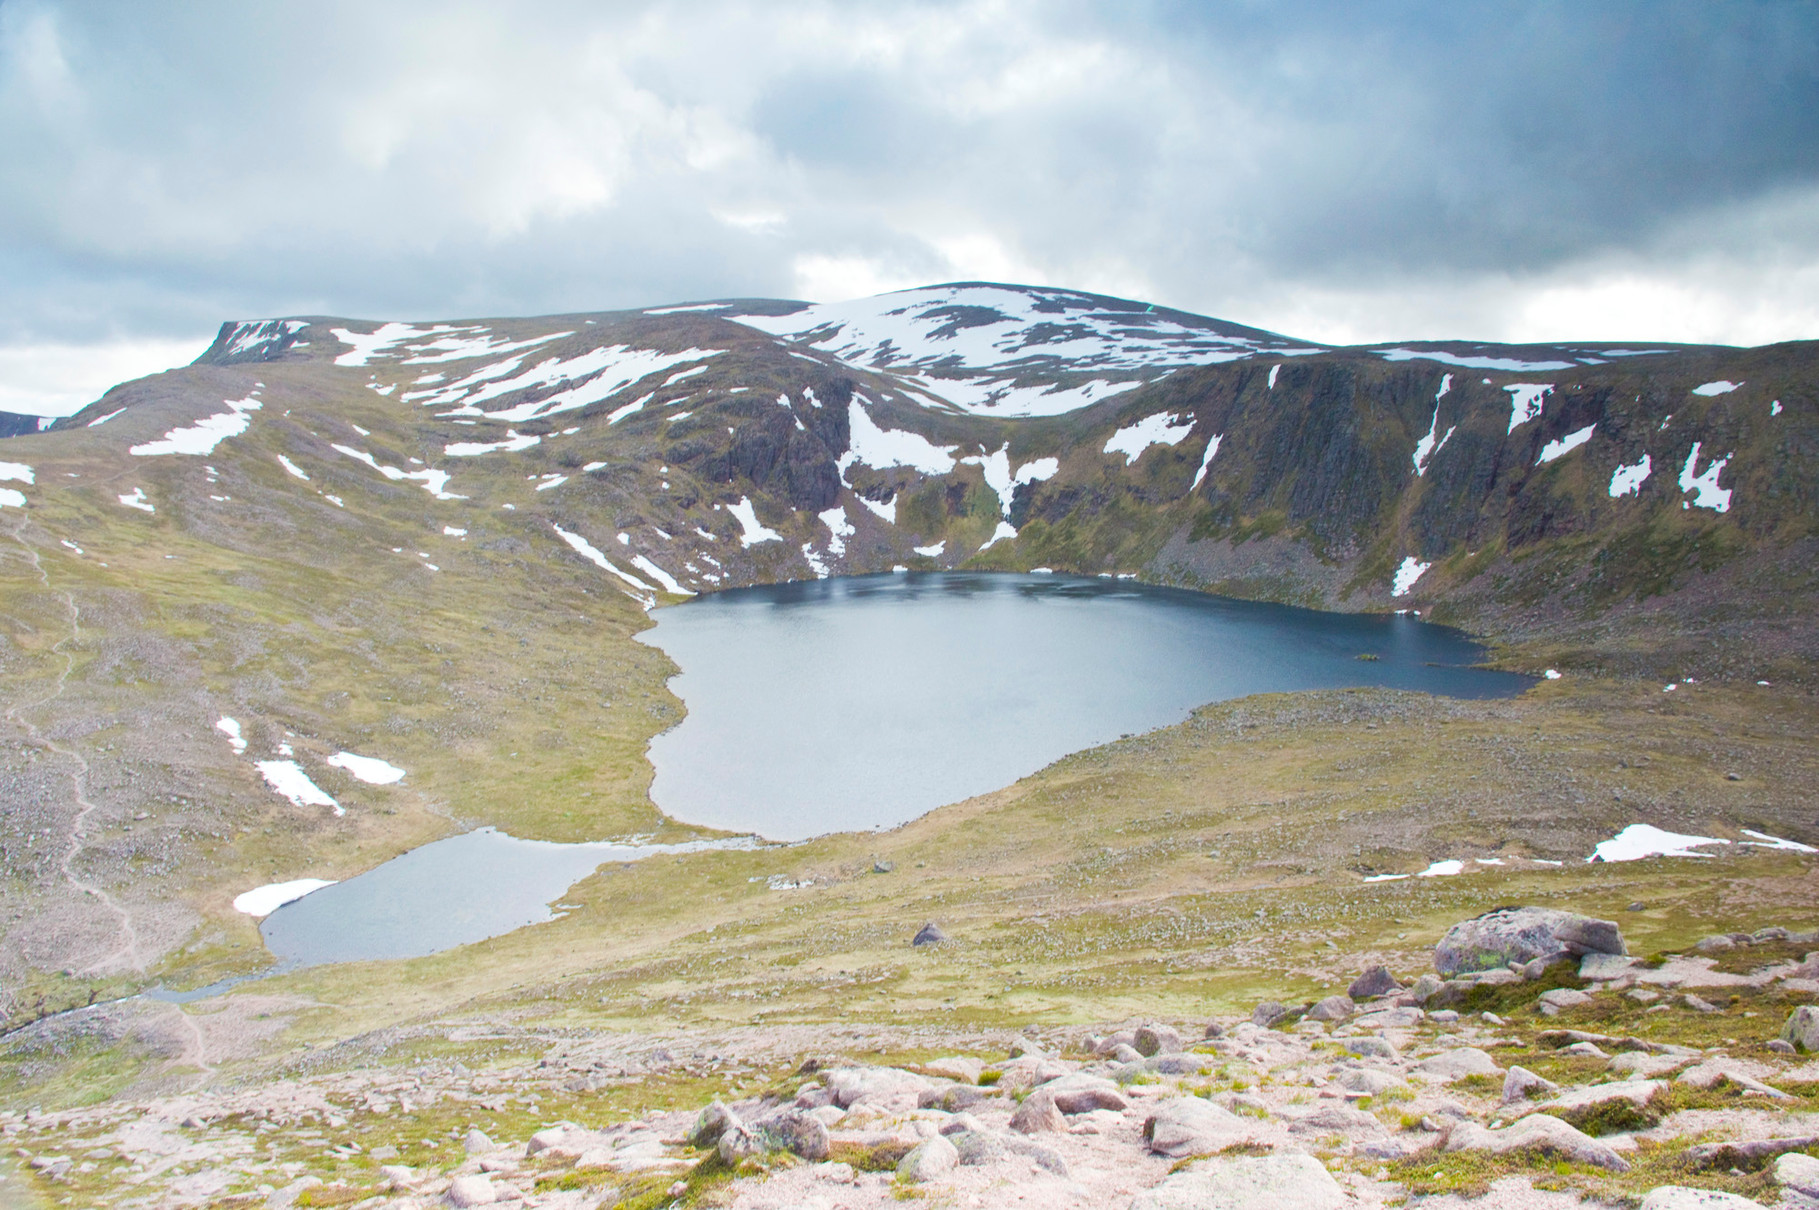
[445,1175,498,1208]
[1305,995,1353,1022]
[1778,1152,1819,1198]
[1134,1024,1183,1056]
[912,922,948,946]
[1251,1001,1292,1028]
[1639,1189,1765,1209]
[1537,988,1593,1014]
[1434,907,1625,977]
[1346,1037,1399,1060]
[754,1108,830,1160]
[918,1084,995,1113]
[1003,1135,1071,1176]
[1128,1152,1347,1210]
[1095,1030,1138,1054]
[949,1129,1008,1166]
[462,1128,493,1154]
[1534,1080,1664,1131]
[716,1124,764,1165]
[687,1101,739,1148]
[1580,953,1639,981]
[896,1135,958,1183]
[525,1127,569,1156]
[1694,934,1736,953]
[1684,1136,1819,1171]
[1783,1005,1819,1052]
[1353,1006,1423,1030]
[1414,1047,1502,1081]
[1401,973,1444,1005]
[823,1066,933,1109]
[1341,1069,1408,1097]
[1110,1043,1144,1064]
[1145,1053,1215,1076]
[1009,1092,1066,1134]
[1287,1104,1385,1137]
[1348,965,1403,1000]
[1445,1113,1629,1172]
[1500,1066,1558,1104]
[1142,1097,1252,1157]
[1041,1073,1129,1113]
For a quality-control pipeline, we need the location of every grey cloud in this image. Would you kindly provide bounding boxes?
[0,0,1812,362]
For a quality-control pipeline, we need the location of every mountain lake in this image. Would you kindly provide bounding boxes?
[259,572,1528,965]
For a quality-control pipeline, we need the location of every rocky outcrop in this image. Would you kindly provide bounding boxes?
[1434,906,1626,976]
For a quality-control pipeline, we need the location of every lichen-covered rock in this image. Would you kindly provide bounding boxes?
[1434,906,1626,976]
[1134,1024,1183,1056]
[1348,964,1403,1000]
[1445,1113,1629,1171]
[1305,994,1353,1022]
[716,1123,764,1165]
[1142,1097,1252,1157]
[754,1108,830,1160]
[1783,1004,1819,1052]
[1501,1065,1558,1103]
[1251,1001,1291,1027]
[896,1135,958,1183]
[1128,1152,1347,1210]
[687,1101,740,1148]
[949,1129,1008,1166]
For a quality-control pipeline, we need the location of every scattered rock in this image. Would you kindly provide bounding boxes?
[1348,965,1403,1000]
[1305,994,1353,1022]
[1534,1080,1664,1132]
[1134,1024,1183,1056]
[911,922,948,947]
[872,860,893,873]
[1445,1113,1629,1172]
[1401,973,1444,1005]
[1627,902,1647,911]
[1777,1152,1819,1197]
[948,1129,1007,1166]
[1501,1066,1558,1104]
[1683,993,1721,1013]
[1675,1059,1792,1099]
[1684,1135,1819,1170]
[525,1127,568,1156]
[1142,1097,1252,1157]
[1559,1041,1608,1058]
[1353,1006,1423,1030]
[687,1101,739,1148]
[1346,1036,1399,1060]
[1639,1188,1763,1209]
[1580,953,1638,981]
[1340,1069,1407,1096]
[754,1108,830,1160]
[1251,1001,1292,1028]
[1414,1047,1502,1081]
[919,1084,994,1113]
[1434,906,1625,977]
[462,1128,493,1154]
[1002,1135,1071,1176]
[1538,988,1593,1014]
[896,1135,958,1183]
[445,1175,498,1207]
[1768,1039,1797,1055]
[717,1124,764,1165]
[1129,1152,1347,1210]
[1041,1074,1129,1113]
[1009,1092,1066,1134]
[823,1066,933,1109]
[1288,1104,1384,1137]
[1783,1005,1819,1052]
[1110,1043,1144,1064]
[1695,934,1736,953]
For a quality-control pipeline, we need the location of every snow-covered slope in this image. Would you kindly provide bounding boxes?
[718,283,1326,417]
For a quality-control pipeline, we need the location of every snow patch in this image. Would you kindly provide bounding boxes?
[1589,824,1728,863]
[1268,364,1280,389]
[1739,829,1817,853]
[0,488,22,508]
[117,488,154,513]
[818,506,855,556]
[552,524,656,605]
[1411,407,1454,476]
[216,717,247,755]
[1691,380,1740,396]
[841,400,957,476]
[233,879,335,918]
[326,751,405,784]
[630,554,693,595]
[725,497,782,547]
[913,541,946,557]
[1503,384,1553,433]
[276,454,309,480]
[978,520,1018,551]
[1390,556,1430,597]
[1376,348,1575,372]
[1103,412,1195,464]
[87,408,125,427]
[0,461,33,484]
[1608,454,1651,498]
[331,446,465,500]
[256,760,342,815]
[131,395,261,457]
[445,431,540,457]
[1192,434,1224,489]
[1537,423,1596,465]
[855,493,897,524]
[1678,442,1732,513]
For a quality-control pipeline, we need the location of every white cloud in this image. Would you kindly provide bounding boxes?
[0,338,209,416]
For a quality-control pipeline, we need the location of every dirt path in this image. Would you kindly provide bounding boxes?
[2,521,143,975]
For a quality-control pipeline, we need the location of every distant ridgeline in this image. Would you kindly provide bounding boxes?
[0,410,51,438]
[18,282,1819,672]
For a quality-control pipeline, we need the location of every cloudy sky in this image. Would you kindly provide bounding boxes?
[1,0,1816,413]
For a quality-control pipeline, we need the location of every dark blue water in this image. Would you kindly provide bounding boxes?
[640,572,1528,841]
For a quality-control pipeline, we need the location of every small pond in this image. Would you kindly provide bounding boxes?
[639,572,1528,841]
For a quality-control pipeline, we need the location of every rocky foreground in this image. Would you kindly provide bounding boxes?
[6,907,1819,1208]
